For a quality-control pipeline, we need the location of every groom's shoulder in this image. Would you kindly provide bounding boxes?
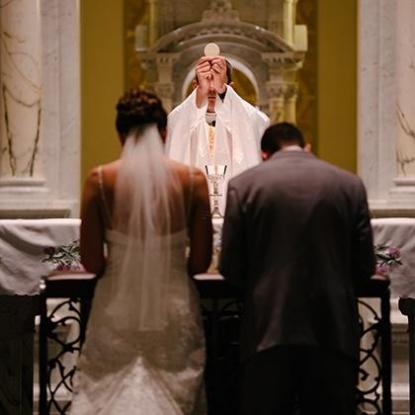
[228,162,266,192]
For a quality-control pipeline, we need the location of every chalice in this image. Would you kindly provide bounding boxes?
[205,164,227,218]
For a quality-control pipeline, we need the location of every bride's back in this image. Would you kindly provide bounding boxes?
[80,88,212,281]
[98,156,193,237]
[72,89,211,415]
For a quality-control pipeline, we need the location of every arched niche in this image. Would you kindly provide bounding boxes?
[139,1,306,121]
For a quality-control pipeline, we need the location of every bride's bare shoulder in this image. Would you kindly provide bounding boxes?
[167,159,205,183]
[84,160,120,192]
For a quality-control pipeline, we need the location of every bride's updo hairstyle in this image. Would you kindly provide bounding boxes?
[115,89,167,142]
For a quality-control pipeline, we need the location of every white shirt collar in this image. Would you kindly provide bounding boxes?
[282,145,303,151]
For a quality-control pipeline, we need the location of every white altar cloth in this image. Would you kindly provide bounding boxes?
[372,218,415,298]
[0,219,80,295]
[1,217,415,298]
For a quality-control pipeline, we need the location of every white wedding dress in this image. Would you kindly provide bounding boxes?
[70,230,206,414]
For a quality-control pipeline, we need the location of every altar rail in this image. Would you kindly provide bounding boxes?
[399,298,415,415]
[38,275,392,415]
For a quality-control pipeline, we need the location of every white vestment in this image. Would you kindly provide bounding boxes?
[166,86,269,180]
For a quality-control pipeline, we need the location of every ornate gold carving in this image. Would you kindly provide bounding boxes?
[202,1,240,22]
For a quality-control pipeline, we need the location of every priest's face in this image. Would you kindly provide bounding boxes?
[207,85,217,112]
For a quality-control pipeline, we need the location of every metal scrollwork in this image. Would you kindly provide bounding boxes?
[39,281,391,415]
[41,298,82,414]
[357,299,384,415]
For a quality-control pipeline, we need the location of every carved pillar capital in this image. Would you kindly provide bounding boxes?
[202,0,240,22]
[154,83,175,113]
[155,53,179,83]
[266,81,287,98]
[266,82,286,122]
[262,53,303,82]
[284,83,298,99]
[266,81,299,123]
[284,83,298,123]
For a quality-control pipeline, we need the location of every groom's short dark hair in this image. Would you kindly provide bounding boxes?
[261,122,305,155]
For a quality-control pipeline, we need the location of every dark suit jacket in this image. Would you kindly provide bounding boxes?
[219,150,376,362]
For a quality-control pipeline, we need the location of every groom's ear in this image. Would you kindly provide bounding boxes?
[118,133,127,145]
[261,151,271,161]
[159,128,167,144]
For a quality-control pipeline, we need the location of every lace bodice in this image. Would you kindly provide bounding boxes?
[104,228,188,274]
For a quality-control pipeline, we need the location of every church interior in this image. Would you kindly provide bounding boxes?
[1,0,415,414]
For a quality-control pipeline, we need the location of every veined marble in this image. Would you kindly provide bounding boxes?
[0,0,80,218]
[358,3,414,410]
[0,0,42,178]
[396,1,415,177]
[358,0,415,216]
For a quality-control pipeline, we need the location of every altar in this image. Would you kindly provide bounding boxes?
[0,217,414,414]
[0,219,81,414]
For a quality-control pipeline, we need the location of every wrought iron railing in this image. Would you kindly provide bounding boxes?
[38,275,391,415]
[357,281,391,415]
[38,275,95,415]
[399,298,415,415]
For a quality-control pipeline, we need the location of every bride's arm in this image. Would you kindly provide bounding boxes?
[80,168,106,275]
[187,169,213,276]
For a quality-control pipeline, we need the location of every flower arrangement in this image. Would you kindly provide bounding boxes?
[42,240,83,271]
[375,244,402,276]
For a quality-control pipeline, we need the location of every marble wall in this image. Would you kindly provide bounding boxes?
[358,0,415,216]
[0,0,80,218]
[358,2,415,411]
[0,0,42,179]
[396,1,415,178]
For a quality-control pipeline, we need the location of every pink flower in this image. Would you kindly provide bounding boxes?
[388,247,400,259]
[376,263,389,276]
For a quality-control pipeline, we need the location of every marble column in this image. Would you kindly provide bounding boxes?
[147,0,159,46]
[282,0,298,45]
[358,0,415,215]
[0,0,42,181]
[0,0,80,218]
[154,53,179,113]
[154,83,174,113]
[284,84,298,123]
[395,1,415,179]
[263,53,301,123]
[266,82,286,123]
[358,1,415,411]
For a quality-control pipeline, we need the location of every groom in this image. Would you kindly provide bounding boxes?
[220,122,376,414]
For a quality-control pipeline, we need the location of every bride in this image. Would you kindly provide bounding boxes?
[70,89,213,414]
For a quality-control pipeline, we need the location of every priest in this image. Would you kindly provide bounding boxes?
[166,53,269,181]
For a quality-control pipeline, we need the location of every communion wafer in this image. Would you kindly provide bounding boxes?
[204,43,220,57]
